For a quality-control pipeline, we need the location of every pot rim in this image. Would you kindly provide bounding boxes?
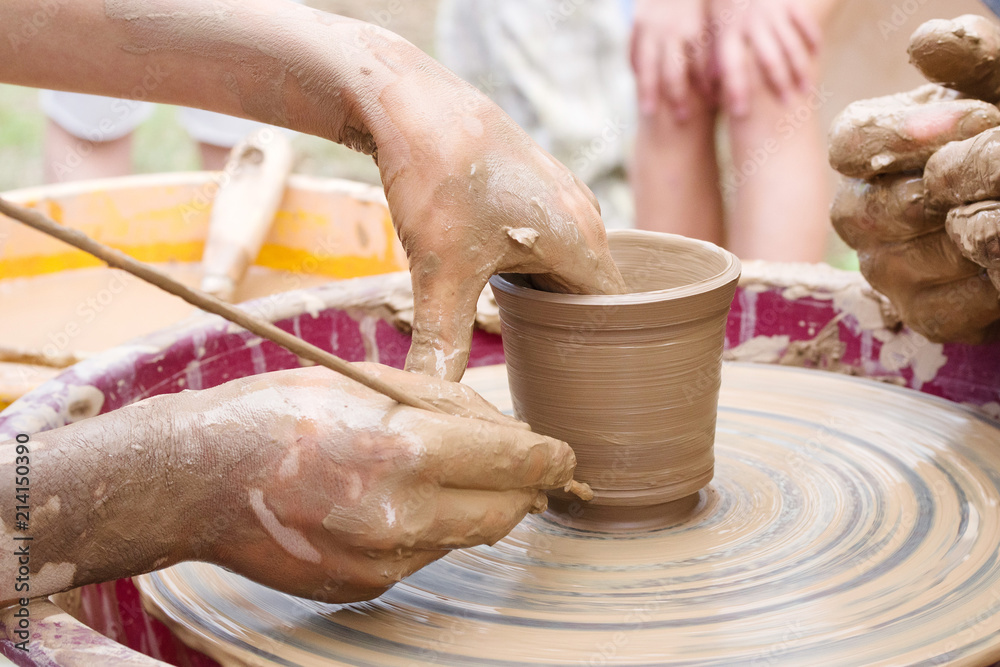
[490,230,742,307]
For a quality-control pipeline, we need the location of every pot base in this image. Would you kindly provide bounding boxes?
[545,488,709,532]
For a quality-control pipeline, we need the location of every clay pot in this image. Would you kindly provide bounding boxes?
[490,230,741,527]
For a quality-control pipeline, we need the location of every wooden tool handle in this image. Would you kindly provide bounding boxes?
[201,129,293,301]
[0,196,594,502]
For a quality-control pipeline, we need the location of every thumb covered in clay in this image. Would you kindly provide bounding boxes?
[829,14,1000,180]
[946,203,1000,273]
[403,230,625,382]
[899,13,1000,282]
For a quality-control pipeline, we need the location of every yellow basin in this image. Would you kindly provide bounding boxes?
[0,172,407,408]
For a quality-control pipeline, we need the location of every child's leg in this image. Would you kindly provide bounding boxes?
[39,90,152,183]
[724,62,831,262]
[44,120,133,183]
[722,0,841,262]
[632,94,724,244]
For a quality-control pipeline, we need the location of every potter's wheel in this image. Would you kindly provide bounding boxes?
[136,364,1000,666]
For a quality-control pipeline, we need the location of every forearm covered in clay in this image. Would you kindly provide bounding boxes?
[909,15,1000,103]
[828,85,1000,179]
[0,0,432,165]
[0,394,213,607]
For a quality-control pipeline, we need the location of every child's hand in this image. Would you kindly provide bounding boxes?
[630,0,715,120]
[711,0,822,116]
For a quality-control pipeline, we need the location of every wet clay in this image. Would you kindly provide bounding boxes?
[827,84,1000,179]
[829,172,990,331]
[855,232,999,344]
[909,15,1000,103]
[136,364,1000,666]
[828,74,1000,344]
[490,230,741,518]
[919,127,1000,297]
[924,126,1000,214]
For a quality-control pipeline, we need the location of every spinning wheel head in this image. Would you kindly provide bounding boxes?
[138,364,1000,666]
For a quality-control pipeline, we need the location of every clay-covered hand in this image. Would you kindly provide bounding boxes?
[710,0,822,116]
[630,0,713,119]
[376,74,626,382]
[197,364,575,603]
[828,15,1000,343]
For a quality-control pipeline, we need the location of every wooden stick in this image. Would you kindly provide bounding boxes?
[0,196,594,502]
[0,345,88,368]
[0,196,442,414]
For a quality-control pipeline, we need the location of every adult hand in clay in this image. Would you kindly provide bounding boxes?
[0,364,575,606]
[383,94,627,381]
[0,0,626,384]
[828,14,1000,344]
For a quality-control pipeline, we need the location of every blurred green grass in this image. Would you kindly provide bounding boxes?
[0,85,44,190]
